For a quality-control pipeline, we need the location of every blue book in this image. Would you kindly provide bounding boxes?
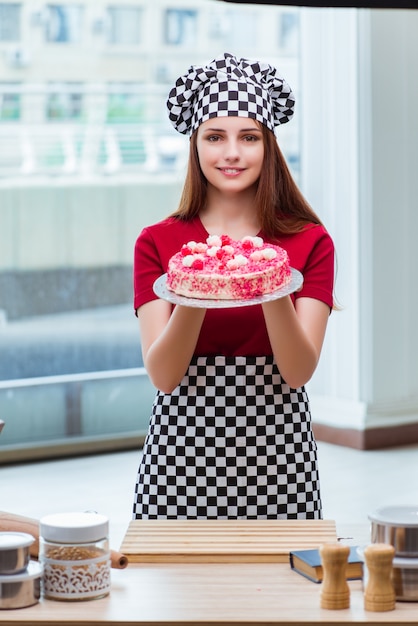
[289,546,363,583]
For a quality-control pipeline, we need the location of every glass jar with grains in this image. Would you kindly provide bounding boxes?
[39,512,111,601]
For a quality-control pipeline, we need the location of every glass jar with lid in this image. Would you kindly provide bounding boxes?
[39,512,110,601]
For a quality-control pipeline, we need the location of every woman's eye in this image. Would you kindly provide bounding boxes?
[244,135,258,142]
[207,135,220,142]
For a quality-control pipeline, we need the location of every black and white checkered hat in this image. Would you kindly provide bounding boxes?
[167,52,295,135]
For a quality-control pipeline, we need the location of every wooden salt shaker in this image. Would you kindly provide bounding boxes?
[319,543,350,610]
[363,543,396,612]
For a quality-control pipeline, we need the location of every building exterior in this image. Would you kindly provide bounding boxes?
[0,0,300,177]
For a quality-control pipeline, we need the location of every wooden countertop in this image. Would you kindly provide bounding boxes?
[2,522,417,625]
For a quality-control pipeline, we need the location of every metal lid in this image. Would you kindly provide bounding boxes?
[357,547,418,569]
[368,505,418,527]
[0,560,43,583]
[0,532,35,550]
[393,555,418,569]
[40,512,109,543]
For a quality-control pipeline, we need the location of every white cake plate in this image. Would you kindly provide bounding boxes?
[153,267,303,309]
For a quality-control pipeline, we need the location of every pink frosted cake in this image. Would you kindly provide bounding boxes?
[166,234,292,300]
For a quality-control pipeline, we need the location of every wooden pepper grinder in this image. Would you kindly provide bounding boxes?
[319,543,350,610]
[363,543,396,612]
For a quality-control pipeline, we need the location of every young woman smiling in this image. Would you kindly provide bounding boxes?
[132,52,335,520]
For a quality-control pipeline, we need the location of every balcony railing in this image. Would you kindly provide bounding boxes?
[0,122,187,177]
[0,84,188,178]
[0,367,154,464]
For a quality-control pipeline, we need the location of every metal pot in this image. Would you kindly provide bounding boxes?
[0,533,34,575]
[369,505,418,557]
[358,547,418,602]
[392,556,418,602]
[0,560,42,609]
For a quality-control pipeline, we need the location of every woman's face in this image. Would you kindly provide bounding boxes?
[196,116,264,195]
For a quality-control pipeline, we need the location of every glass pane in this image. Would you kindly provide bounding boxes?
[279,12,299,55]
[46,83,84,121]
[0,88,20,121]
[107,6,141,45]
[0,3,20,41]
[164,9,197,46]
[45,4,83,43]
[224,9,257,50]
[106,86,145,123]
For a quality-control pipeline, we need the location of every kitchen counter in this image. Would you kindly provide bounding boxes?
[2,523,417,625]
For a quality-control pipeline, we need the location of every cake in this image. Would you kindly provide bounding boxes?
[166,234,292,300]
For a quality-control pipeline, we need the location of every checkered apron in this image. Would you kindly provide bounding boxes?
[133,355,322,519]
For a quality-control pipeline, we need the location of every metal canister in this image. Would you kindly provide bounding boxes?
[0,532,34,575]
[0,561,42,609]
[39,512,111,601]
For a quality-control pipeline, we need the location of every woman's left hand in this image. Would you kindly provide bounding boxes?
[261,295,330,388]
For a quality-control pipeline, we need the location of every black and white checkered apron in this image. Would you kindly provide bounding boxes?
[133,355,322,519]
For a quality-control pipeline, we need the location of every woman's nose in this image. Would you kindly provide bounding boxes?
[224,139,240,160]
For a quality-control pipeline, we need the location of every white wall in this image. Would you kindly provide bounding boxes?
[301,8,418,438]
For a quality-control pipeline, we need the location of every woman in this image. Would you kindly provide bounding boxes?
[133,53,334,519]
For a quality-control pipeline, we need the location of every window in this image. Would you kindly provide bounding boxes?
[278,12,299,55]
[0,1,307,462]
[107,84,144,123]
[0,3,21,41]
[45,4,83,43]
[107,6,142,45]
[164,9,197,46]
[0,85,20,121]
[46,83,84,120]
[224,9,257,51]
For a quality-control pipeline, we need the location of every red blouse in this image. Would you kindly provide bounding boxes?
[133,216,334,357]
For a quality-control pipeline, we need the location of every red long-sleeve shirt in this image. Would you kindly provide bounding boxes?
[133,216,334,357]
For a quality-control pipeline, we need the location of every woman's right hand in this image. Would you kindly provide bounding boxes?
[138,299,206,393]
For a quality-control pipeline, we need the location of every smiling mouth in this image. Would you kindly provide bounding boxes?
[219,168,244,174]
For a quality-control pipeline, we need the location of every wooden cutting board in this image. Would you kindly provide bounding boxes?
[120,519,337,563]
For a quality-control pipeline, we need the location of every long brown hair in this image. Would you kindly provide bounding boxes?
[170,121,324,240]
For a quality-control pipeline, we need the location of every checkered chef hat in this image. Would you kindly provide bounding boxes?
[167,52,295,135]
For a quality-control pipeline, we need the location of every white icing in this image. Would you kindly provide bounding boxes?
[222,245,234,256]
[242,235,264,248]
[195,242,208,253]
[227,254,248,270]
[249,250,263,262]
[182,255,195,267]
[207,235,223,247]
[206,246,220,257]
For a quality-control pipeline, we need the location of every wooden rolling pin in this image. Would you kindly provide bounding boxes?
[0,511,128,569]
